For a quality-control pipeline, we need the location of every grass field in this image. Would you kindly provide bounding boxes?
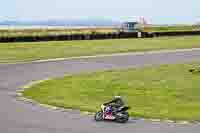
[140,25,200,33]
[1,25,200,38]
[0,27,118,38]
[22,62,200,121]
[0,36,200,63]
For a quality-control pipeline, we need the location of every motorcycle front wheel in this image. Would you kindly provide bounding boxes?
[94,111,104,121]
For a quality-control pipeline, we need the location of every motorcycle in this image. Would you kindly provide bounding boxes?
[94,104,130,123]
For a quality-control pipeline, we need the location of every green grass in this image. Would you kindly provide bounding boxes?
[1,25,199,37]
[0,28,118,38]
[1,36,200,63]
[23,63,200,121]
[141,25,200,32]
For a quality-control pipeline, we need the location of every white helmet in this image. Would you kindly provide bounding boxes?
[114,96,121,99]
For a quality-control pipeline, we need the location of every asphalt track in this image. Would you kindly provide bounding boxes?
[1,49,200,133]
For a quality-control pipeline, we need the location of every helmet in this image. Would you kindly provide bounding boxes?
[114,96,121,99]
[114,96,124,105]
[114,96,122,101]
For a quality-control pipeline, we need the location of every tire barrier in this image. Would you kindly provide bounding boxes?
[150,31,200,37]
[0,31,200,43]
[0,32,138,43]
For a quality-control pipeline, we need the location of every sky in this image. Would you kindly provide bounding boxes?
[1,0,200,24]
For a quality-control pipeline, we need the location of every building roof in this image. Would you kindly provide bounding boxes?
[123,22,138,24]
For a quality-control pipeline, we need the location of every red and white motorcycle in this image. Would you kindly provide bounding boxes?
[94,104,130,123]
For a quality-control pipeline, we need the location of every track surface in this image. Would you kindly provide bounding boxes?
[1,49,200,133]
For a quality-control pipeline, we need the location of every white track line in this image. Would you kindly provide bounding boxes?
[33,48,200,63]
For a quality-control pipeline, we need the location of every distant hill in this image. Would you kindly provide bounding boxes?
[0,19,121,27]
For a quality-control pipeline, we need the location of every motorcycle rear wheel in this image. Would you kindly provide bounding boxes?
[94,111,104,121]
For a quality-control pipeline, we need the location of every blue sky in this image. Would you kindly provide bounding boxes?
[1,0,199,24]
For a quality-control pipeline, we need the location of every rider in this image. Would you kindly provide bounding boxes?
[102,96,124,115]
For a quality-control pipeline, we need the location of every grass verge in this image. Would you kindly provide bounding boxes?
[1,36,200,63]
[141,25,200,32]
[0,27,118,38]
[22,62,200,121]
